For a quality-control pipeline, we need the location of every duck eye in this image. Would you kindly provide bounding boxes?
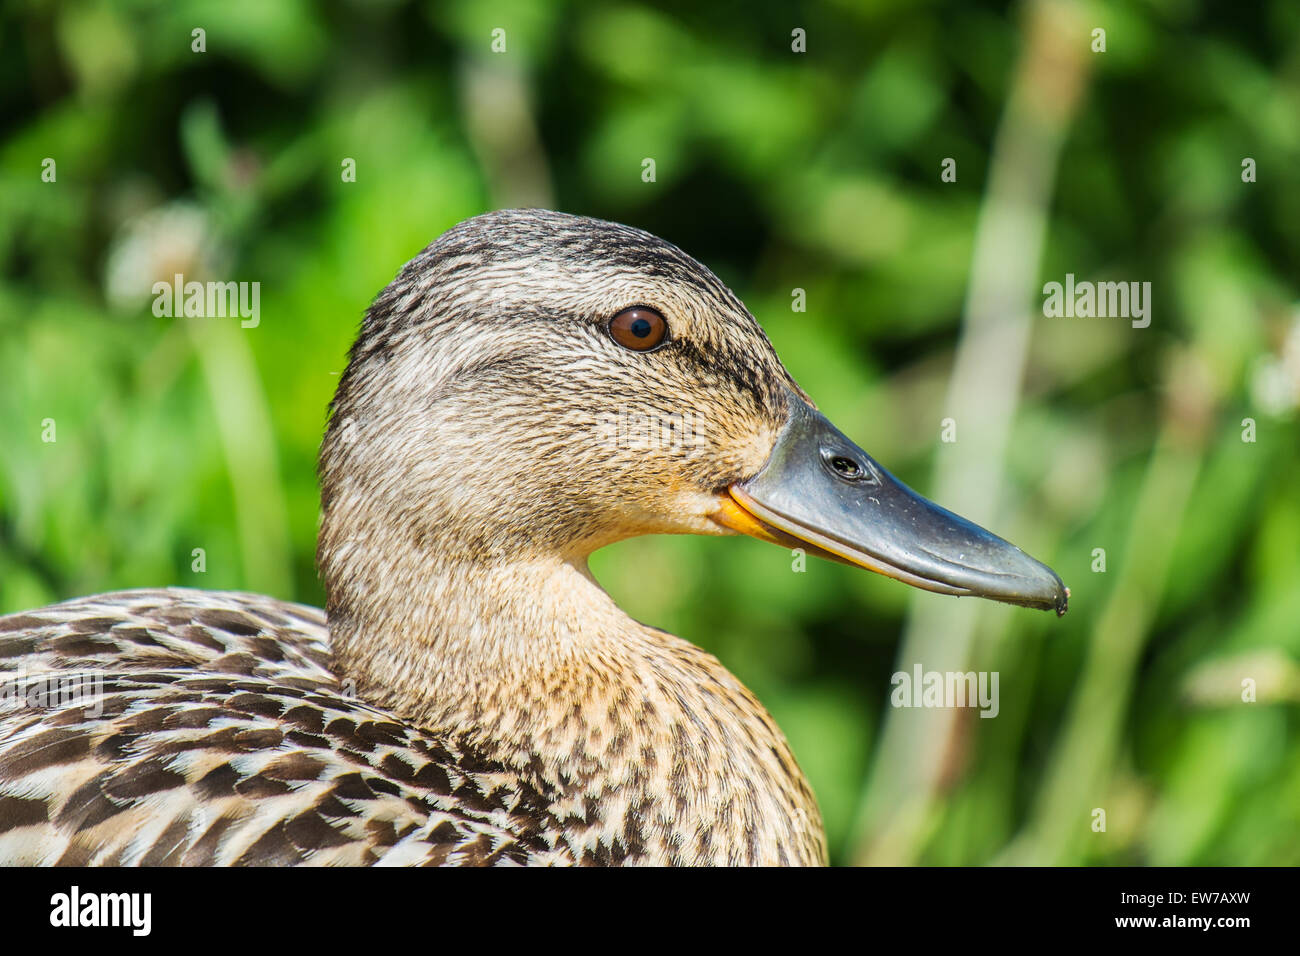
[609,307,668,352]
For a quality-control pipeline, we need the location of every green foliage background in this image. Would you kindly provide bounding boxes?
[2,0,1297,864]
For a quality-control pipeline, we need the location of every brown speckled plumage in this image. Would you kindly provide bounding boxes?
[1,210,828,865]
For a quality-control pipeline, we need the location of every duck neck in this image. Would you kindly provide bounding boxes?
[326,552,827,865]
[329,554,635,715]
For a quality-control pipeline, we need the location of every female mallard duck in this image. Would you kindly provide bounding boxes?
[0,209,1066,866]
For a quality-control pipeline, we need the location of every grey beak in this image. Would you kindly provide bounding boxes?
[730,399,1068,615]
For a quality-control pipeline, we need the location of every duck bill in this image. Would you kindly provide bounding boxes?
[719,399,1068,615]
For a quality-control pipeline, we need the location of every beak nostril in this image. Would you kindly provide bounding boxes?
[827,454,867,482]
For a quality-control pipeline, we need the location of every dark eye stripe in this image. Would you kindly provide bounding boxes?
[609,307,668,352]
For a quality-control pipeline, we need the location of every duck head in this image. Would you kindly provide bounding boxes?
[320,208,1066,622]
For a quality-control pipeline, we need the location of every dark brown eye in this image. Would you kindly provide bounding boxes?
[609,306,668,352]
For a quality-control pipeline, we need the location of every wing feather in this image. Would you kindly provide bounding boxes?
[0,589,566,866]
